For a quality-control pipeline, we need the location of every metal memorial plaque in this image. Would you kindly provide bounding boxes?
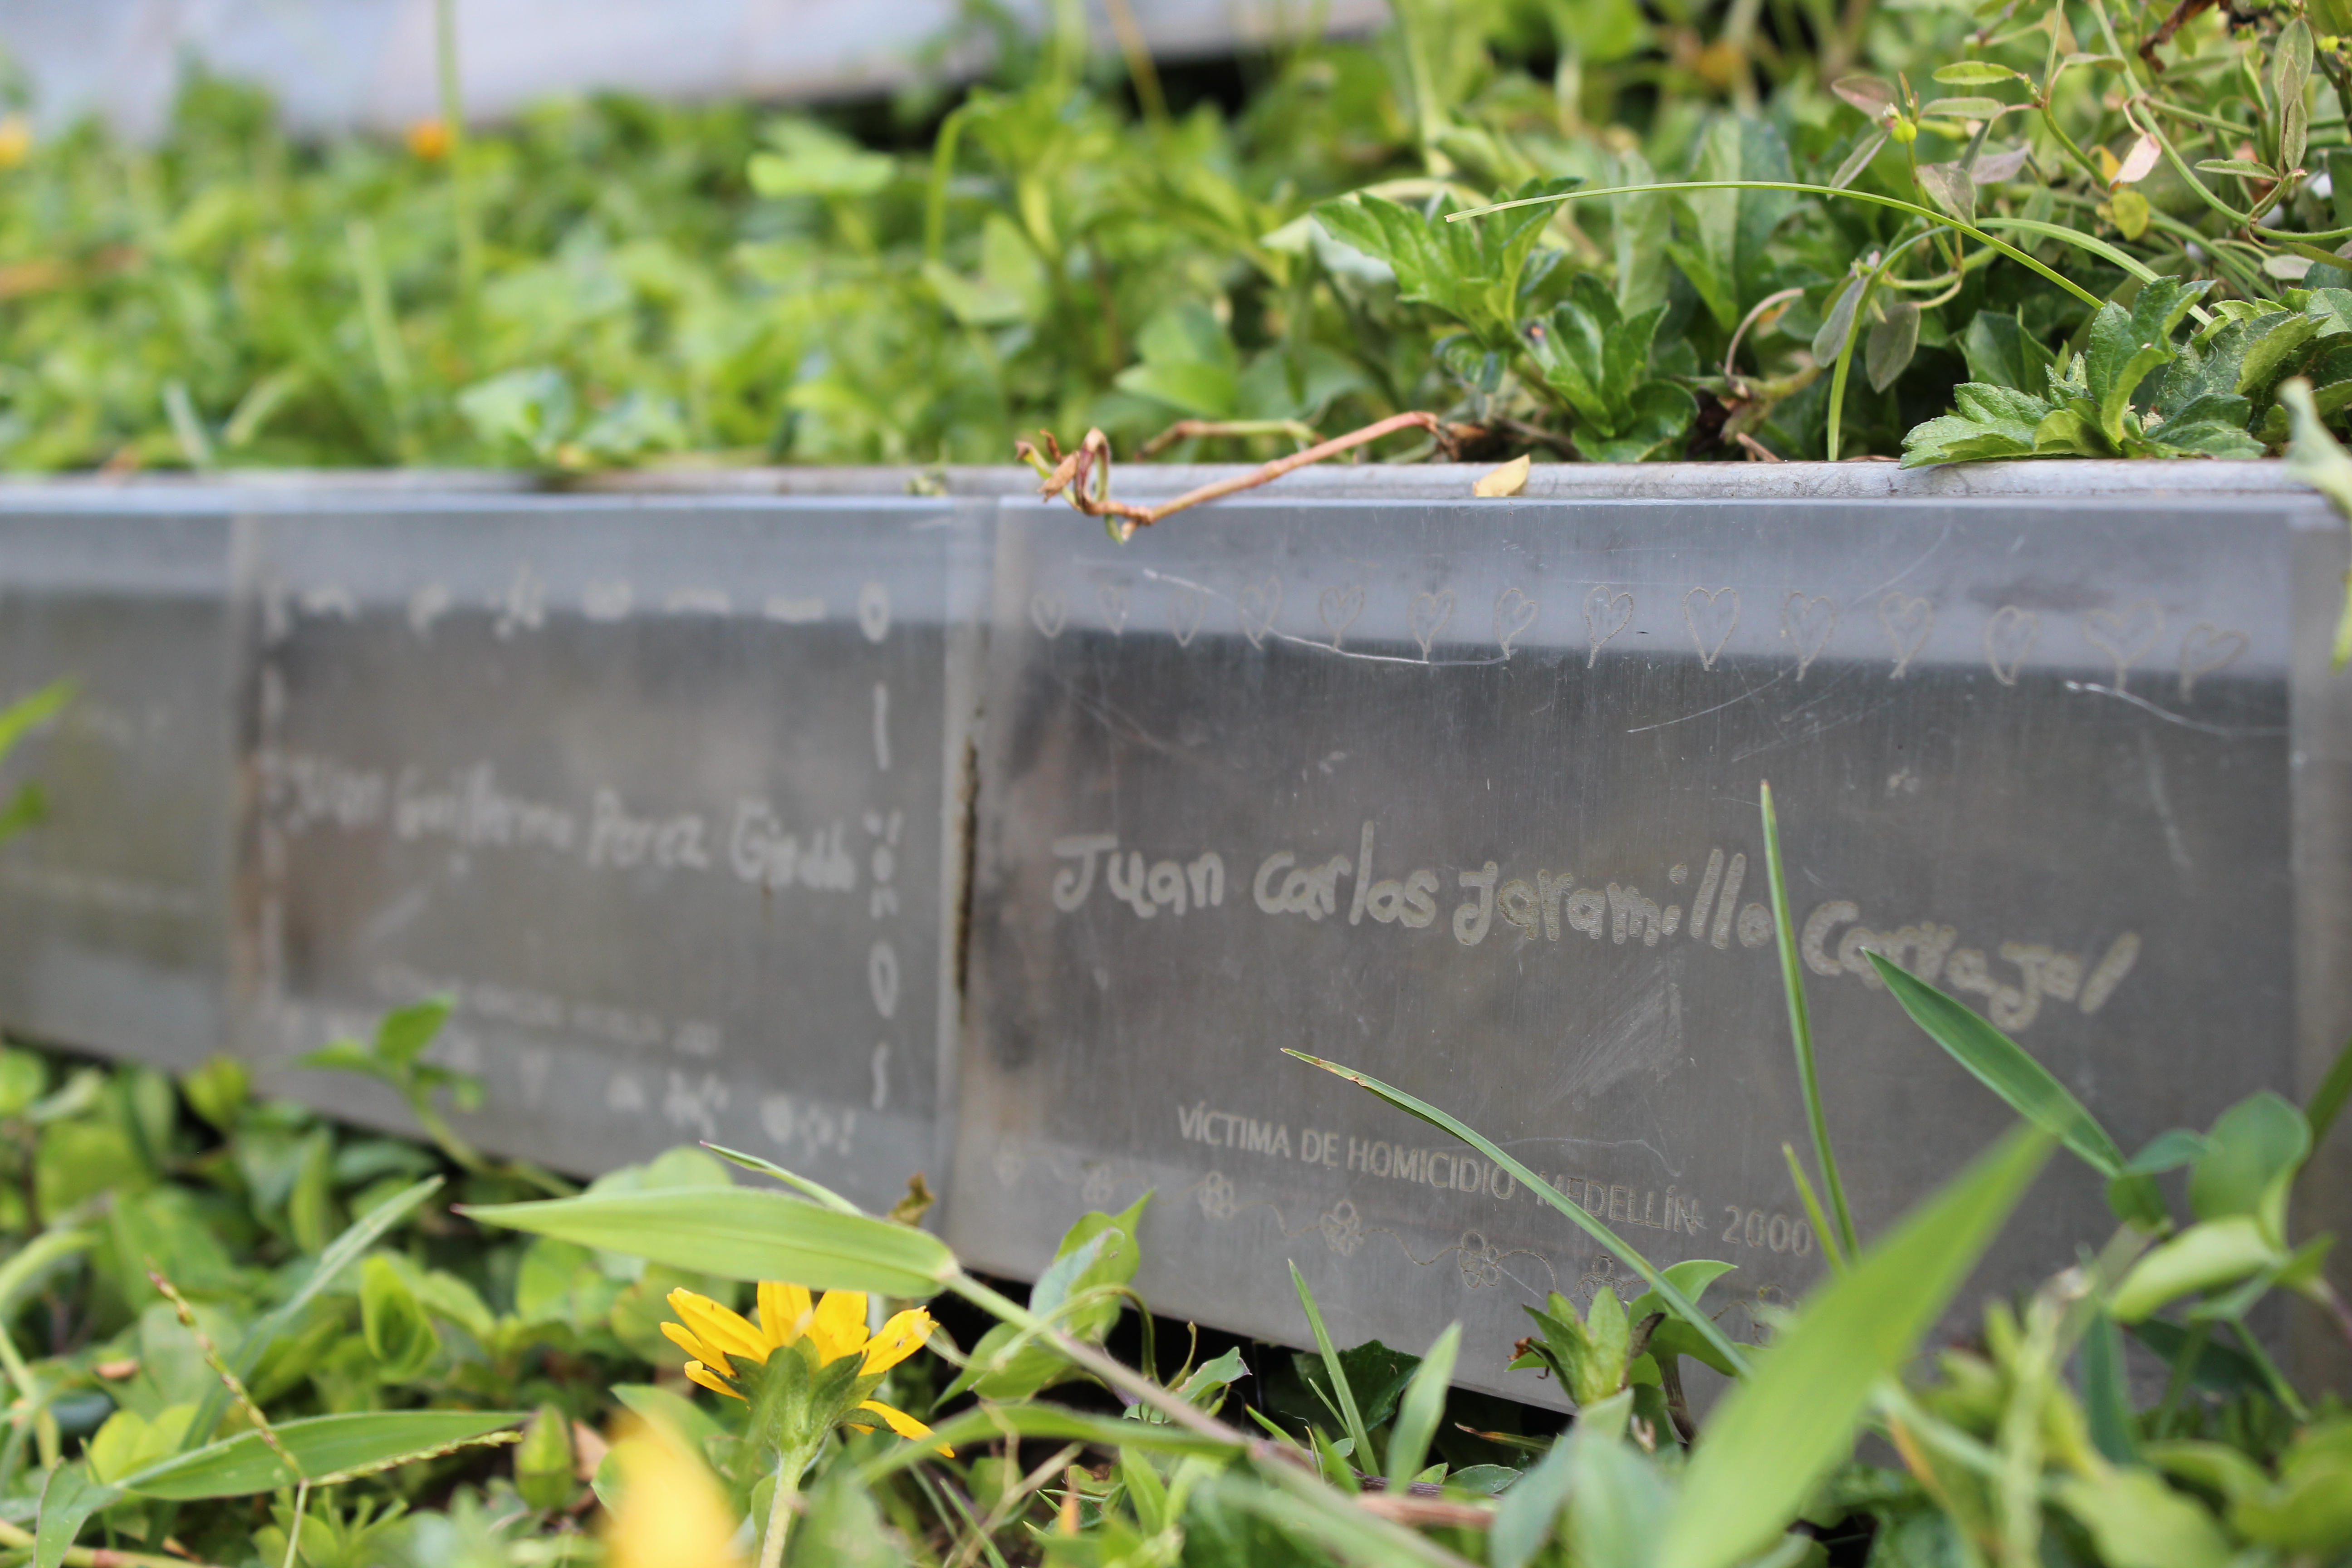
[241,498,984,1203]
[954,492,2343,1400]
[0,499,238,1068]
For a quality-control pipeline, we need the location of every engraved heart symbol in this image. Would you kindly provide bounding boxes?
[1584,585,1634,668]
[1877,592,1933,679]
[1781,593,1838,681]
[1318,583,1366,648]
[2177,620,2248,701]
[1982,605,2040,686]
[1029,591,1067,639]
[1235,575,1282,648]
[1096,582,1130,635]
[1493,587,1540,658]
[1681,586,1741,671]
[1408,589,1455,659]
[2080,599,2165,695]
[1167,583,1208,647]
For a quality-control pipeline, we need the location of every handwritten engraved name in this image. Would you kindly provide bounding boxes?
[1801,900,2139,1030]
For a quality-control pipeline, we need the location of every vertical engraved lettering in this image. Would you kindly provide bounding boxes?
[1107,850,1156,918]
[1537,869,1572,941]
[1145,860,1188,915]
[1186,853,1225,908]
[1607,882,1664,946]
[2079,932,2140,1014]
[872,682,892,772]
[1454,862,1499,946]
[1691,848,1725,941]
[1565,887,1607,939]
[1711,852,1747,948]
[1349,821,1376,926]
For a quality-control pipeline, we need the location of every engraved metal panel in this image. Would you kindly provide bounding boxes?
[241,498,985,1203]
[954,494,2336,1401]
[0,501,238,1068]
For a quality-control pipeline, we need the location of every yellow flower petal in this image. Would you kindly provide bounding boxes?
[807,1290,869,1364]
[859,1399,953,1456]
[861,1308,936,1375]
[684,1362,746,1403]
[603,1422,748,1568]
[661,1321,729,1376]
[757,1281,813,1350]
[668,1289,770,1366]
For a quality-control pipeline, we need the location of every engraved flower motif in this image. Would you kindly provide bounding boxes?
[1457,1230,1503,1290]
[661,1283,950,1453]
[992,1143,1027,1185]
[1081,1164,1117,1205]
[1196,1171,1238,1220]
[1318,1200,1364,1257]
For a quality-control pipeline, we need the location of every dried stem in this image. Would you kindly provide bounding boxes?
[1017,412,1443,540]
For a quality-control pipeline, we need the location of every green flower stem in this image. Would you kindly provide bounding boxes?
[759,1435,822,1568]
[1825,228,1939,461]
[1449,183,2108,312]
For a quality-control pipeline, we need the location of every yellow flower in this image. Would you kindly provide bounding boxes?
[406,118,451,160]
[661,1282,949,1454]
[0,115,30,169]
[602,1417,747,1568]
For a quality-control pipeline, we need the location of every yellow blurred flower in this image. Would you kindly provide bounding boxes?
[662,1282,950,1453]
[602,1418,747,1568]
[0,116,32,169]
[406,118,451,159]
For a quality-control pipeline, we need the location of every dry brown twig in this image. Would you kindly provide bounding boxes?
[1017,412,1444,539]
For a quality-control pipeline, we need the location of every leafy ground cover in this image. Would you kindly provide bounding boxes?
[0,0,2348,471]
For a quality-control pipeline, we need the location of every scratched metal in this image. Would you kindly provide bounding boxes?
[240,498,986,1206]
[0,500,239,1068]
[953,493,2343,1403]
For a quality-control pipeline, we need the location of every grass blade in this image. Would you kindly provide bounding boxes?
[1290,1261,1377,1465]
[463,1186,956,1296]
[1385,1323,1460,1487]
[1781,1144,1846,1274]
[127,1411,525,1499]
[1660,1124,2054,1568]
[1864,953,2127,1177]
[1760,781,1861,1260]
[1285,1051,1751,1377]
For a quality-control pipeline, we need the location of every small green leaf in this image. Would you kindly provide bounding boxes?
[2112,1217,2282,1322]
[1932,61,2022,84]
[1921,97,2007,118]
[1289,1262,1377,1465]
[461,1186,956,1297]
[2188,1092,2309,1232]
[374,997,453,1068]
[2055,1466,2233,1568]
[360,1254,440,1382]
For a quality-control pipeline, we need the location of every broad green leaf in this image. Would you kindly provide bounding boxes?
[1490,1424,1578,1568]
[1121,1446,1171,1533]
[2054,1467,2232,1568]
[1867,955,2127,1176]
[2111,1217,2281,1322]
[124,1411,525,1498]
[461,1186,956,1296]
[2188,1092,2308,1234]
[1572,1431,1672,1568]
[1384,1323,1459,1487]
[1867,299,1920,391]
[2144,1439,2269,1503]
[1660,1125,2054,1568]
[35,1465,119,1568]
[1285,1049,1749,1376]
[2081,1308,2136,1462]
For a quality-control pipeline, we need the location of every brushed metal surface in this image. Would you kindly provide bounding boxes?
[238,497,986,1207]
[0,506,238,1068]
[951,492,2340,1402]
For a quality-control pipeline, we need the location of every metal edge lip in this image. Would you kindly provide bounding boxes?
[0,458,2324,505]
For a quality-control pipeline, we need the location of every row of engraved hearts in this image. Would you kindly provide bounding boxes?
[1026,580,2250,701]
